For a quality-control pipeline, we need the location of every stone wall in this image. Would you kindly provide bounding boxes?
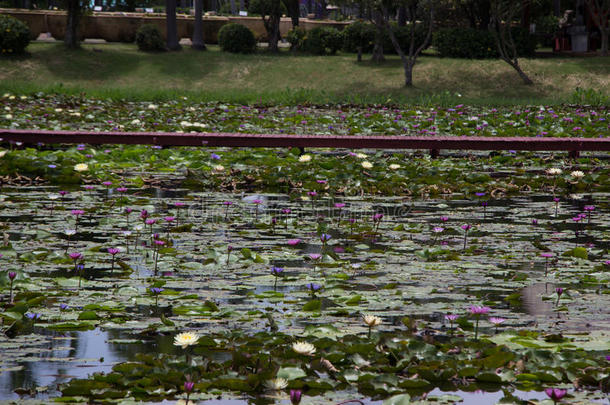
[0,9,349,43]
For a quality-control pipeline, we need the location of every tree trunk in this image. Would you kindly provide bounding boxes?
[267,13,281,52]
[371,11,385,62]
[282,0,299,27]
[357,46,362,62]
[513,62,534,85]
[64,0,80,49]
[229,0,236,14]
[192,0,206,50]
[397,6,406,26]
[600,28,608,55]
[404,62,413,86]
[166,0,181,50]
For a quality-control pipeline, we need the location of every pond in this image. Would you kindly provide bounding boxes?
[0,181,608,404]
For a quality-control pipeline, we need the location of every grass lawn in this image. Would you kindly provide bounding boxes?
[0,42,608,105]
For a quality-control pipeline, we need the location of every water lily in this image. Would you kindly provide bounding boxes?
[469,306,490,340]
[362,314,382,338]
[108,248,120,275]
[174,332,199,349]
[298,154,311,162]
[264,377,288,391]
[445,314,458,334]
[150,287,164,307]
[292,341,316,356]
[555,287,564,306]
[68,252,82,272]
[74,163,88,172]
[544,388,567,403]
[290,389,302,404]
[271,266,283,290]
[461,224,472,250]
[570,170,585,179]
[488,317,506,333]
[306,282,321,297]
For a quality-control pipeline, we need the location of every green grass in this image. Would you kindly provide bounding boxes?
[1,42,609,106]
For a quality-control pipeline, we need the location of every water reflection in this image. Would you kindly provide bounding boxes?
[521,282,556,317]
[0,328,189,400]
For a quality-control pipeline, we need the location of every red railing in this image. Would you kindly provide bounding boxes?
[1,129,609,156]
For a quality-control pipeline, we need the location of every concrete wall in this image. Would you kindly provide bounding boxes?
[0,9,349,43]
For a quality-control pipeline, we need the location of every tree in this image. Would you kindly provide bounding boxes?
[489,0,533,85]
[166,0,181,50]
[192,0,207,50]
[584,0,609,55]
[382,0,435,86]
[456,0,491,29]
[249,0,284,52]
[64,0,82,49]
[282,0,301,27]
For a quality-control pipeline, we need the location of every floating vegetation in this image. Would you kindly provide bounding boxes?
[0,94,609,403]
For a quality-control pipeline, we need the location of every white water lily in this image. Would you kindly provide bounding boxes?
[356,153,368,159]
[570,170,585,179]
[292,341,316,356]
[361,161,373,169]
[298,154,311,162]
[264,377,288,391]
[546,168,562,176]
[74,163,89,172]
[173,332,199,349]
[147,104,158,109]
[362,314,382,327]
[389,164,401,170]
[0,150,6,158]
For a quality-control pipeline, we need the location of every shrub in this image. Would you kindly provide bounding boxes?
[535,14,559,47]
[511,27,537,57]
[343,22,430,55]
[247,0,286,17]
[383,23,430,54]
[342,20,375,53]
[303,26,342,55]
[135,24,165,52]
[0,15,30,55]
[433,28,497,58]
[433,27,536,59]
[286,27,306,51]
[218,23,256,53]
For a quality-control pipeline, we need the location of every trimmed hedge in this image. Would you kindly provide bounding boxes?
[0,14,30,55]
[342,22,430,55]
[433,27,536,59]
[303,26,342,55]
[135,24,165,52]
[342,20,375,53]
[218,23,256,53]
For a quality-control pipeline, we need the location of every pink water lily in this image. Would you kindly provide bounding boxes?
[544,388,567,402]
